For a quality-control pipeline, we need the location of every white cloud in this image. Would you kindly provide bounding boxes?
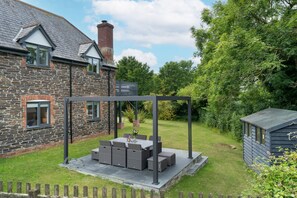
[191,56,201,66]
[90,0,208,48]
[115,48,158,71]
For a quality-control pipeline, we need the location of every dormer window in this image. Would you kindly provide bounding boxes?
[78,42,103,75]
[26,44,50,67]
[87,57,100,74]
[14,24,55,68]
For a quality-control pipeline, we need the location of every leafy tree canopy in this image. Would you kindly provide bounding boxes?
[181,0,297,139]
[116,56,154,96]
[157,60,196,95]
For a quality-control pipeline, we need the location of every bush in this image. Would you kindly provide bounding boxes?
[122,105,146,123]
[138,110,146,123]
[143,100,175,120]
[122,105,134,123]
[247,149,297,197]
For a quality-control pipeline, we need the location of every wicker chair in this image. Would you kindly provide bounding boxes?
[123,133,131,138]
[127,143,149,170]
[148,136,162,156]
[135,134,147,140]
[99,140,112,165]
[149,136,161,141]
[112,141,127,168]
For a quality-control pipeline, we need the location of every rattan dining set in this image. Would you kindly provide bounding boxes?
[91,135,176,172]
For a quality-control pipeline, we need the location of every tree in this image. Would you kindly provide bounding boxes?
[116,56,154,96]
[157,60,195,95]
[182,0,297,139]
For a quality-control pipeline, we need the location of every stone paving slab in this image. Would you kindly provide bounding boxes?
[60,148,205,192]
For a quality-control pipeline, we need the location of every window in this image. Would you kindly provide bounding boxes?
[256,127,261,143]
[26,44,49,67]
[27,101,50,128]
[87,57,100,74]
[256,127,265,144]
[261,128,266,144]
[245,123,251,137]
[87,102,100,120]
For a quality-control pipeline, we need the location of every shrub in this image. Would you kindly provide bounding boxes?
[122,105,146,123]
[247,149,297,197]
[138,110,146,123]
[122,105,134,123]
[143,100,175,120]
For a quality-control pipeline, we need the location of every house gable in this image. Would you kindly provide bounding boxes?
[86,46,101,59]
[79,42,103,60]
[14,24,56,49]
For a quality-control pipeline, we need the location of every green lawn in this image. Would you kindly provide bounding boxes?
[0,119,252,197]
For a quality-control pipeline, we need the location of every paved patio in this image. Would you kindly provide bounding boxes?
[60,148,208,192]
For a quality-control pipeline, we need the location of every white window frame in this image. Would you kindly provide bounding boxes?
[26,101,50,128]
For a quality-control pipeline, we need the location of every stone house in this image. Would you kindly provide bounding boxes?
[0,0,116,156]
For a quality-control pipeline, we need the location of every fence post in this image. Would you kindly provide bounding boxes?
[54,185,59,197]
[17,182,22,193]
[45,184,50,196]
[131,188,136,198]
[160,190,165,198]
[0,181,3,192]
[83,186,88,198]
[28,189,40,198]
[188,192,194,198]
[198,192,203,198]
[208,193,213,198]
[121,188,126,198]
[35,184,41,193]
[179,192,184,198]
[140,189,145,198]
[102,187,107,198]
[150,190,154,198]
[64,185,69,198]
[112,188,116,198]
[26,183,31,193]
[93,187,98,198]
[74,185,79,198]
[8,181,12,193]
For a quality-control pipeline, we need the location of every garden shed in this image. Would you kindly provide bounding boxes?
[240,108,297,166]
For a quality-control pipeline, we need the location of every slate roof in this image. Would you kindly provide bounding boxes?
[240,108,297,132]
[0,0,97,63]
[13,24,38,41]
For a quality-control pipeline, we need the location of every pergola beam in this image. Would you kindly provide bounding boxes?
[63,95,192,185]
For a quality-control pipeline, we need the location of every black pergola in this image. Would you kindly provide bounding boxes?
[63,96,192,185]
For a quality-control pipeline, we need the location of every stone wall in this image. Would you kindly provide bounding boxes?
[0,52,115,155]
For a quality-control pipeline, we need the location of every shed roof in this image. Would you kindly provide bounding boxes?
[240,108,297,132]
[0,0,102,64]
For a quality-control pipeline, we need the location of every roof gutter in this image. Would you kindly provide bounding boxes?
[0,46,28,56]
[52,56,88,67]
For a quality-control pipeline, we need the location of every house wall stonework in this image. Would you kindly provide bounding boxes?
[0,51,115,155]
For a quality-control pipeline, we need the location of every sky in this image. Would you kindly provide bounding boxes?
[20,0,217,73]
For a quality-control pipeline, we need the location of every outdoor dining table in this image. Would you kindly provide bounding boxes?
[110,137,153,149]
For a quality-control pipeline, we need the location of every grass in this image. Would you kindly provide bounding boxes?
[0,119,252,196]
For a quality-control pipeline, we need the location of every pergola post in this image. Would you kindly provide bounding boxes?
[188,99,192,159]
[63,95,191,184]
[114,101,118,138]
[63,98,69,164]
[152,97,159,184]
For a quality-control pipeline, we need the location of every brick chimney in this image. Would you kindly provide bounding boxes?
[97,20,114,64]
